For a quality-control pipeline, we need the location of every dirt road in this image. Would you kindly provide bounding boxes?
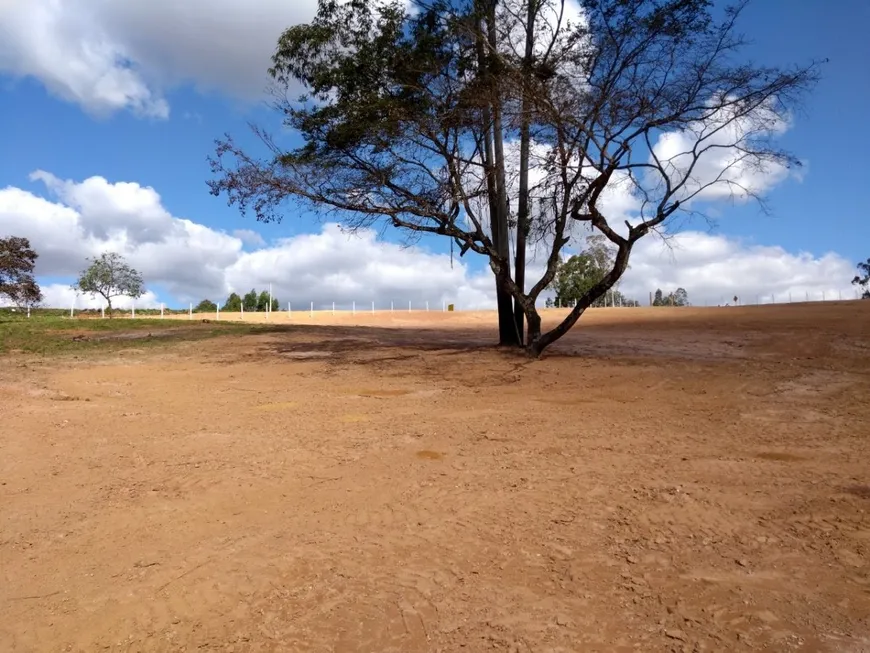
[2,303,869,651]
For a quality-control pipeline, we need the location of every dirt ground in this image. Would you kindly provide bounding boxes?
[2,303,869,652]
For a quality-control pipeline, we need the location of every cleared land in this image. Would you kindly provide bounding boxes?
[1,303,869,652]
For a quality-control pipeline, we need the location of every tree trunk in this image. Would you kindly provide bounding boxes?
[513,0,537,346]
[485,2,520,347]
[476,1,518,347]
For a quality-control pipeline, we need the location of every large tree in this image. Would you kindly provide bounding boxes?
[209,0,819,356]
[0,236,43,308]
[74,252,145,314]
[854,259,870,299]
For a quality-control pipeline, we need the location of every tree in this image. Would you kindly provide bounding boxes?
[209,0,819,356]
[853,259,870,299]
[551,235,637,308]
[224,292,243,311]
[243,289,258,312]
[672,288,690,307]
[195,299,217,312]
[0,236,43,308]
[652,287,689,306]
[257,290,280,312]
[74,252,144,314]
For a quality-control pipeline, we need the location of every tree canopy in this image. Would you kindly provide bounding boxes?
[209,0,819,356]
[224,292,243,311]
[74,253,144,313]
[854,259,870,299]
[195,299,218,312]
[0,236,43,308]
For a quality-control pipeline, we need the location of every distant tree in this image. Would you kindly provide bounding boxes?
[257,290,270,312]
[853,259,870,299]
[550,236,639,308]
[195,299,217,312]
[243,289,258,312]
[552,253,599,308]
[544,297,554,309]
[74,252,144,315]
[672,288,690,307]
[224,292,242,311]
[0,236,43,308]
[653,287,689,306]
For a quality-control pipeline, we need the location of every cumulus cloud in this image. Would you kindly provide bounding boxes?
[620,233,858,306]
[0,171,492,310]
[0,171,859,312]
[0,0,318,117]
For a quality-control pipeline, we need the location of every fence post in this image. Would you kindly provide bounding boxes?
[70,300,74,318]
[310,301,313,317]
[161,303,164,318]
[426,301,429,312]
[241,303,244,320]
[27,306,31,318]
[132,302,135,319]
[408,300,412,313]
[216,304,220,321]
[332,302,335,315]
[822,290,826,301]
[352,301,356,316]
[371,301,374,314]
[391,301,394,313]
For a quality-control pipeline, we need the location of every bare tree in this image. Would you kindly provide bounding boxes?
[208,0,819,356]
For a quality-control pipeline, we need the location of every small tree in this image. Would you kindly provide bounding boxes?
[74,253,144,315]
[224,292,243,311]
[256,290,270,312]
[0,236,43,308]
[243,289,258,312]
[653,289,664,307]
[195,299,218,312]
[853,259,870,299]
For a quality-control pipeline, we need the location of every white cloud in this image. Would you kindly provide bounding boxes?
[0,171,859,312]
[620,232,858,306]
[233,229,266,248]
[42,284,161,310]
[0,0,319,117]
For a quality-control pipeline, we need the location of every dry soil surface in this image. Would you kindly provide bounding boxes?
[2,303,870,652]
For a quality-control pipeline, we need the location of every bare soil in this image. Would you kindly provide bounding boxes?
[2,303,870,652]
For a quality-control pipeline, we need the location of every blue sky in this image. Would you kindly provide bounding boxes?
[0,0,866,309]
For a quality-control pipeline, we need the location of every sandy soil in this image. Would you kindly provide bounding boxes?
[2,302,869,652]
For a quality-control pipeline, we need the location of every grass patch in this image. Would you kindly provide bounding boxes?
[0,311,265,355]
